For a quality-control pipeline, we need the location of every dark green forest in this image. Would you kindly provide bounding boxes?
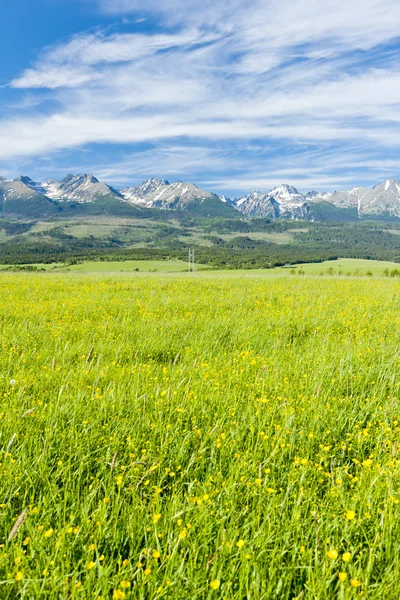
[0,212,398,268]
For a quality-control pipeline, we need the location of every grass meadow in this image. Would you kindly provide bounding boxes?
[1,271,400,599]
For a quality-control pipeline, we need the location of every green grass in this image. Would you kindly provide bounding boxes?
[275,258,400,275]
[1,272,400,598]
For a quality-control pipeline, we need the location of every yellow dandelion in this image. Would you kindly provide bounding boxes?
[152,550,161,559]
[327,549,338,559]
[144,567,151,575]
[178,528,187,539]
[210,580,220,590]
[236,540,245,548]
[350,578,361,587]
[345,510,355,521]
[43,528,53,538]
[113,591,126,600]
[87,561,96,570]
[15,572,23,582]
[153,513,161,524]
[342,552,352,562]
[120,581,131,589]
[338,572,347,582]
[23,537,30,546]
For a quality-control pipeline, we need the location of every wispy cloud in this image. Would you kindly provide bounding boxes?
[2,0,400,193]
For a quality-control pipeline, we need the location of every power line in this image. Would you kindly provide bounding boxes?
[188,248,195,272]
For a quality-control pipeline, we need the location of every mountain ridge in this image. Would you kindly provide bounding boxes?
[1,173,400,220]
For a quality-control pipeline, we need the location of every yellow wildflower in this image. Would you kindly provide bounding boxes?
[345,510,355,520]
[120,581,131,589]
[342,552,352,562]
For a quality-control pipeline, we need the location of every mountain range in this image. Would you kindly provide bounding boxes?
[1,173,400,221]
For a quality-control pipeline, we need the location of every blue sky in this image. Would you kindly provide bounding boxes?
[2,0,400,197]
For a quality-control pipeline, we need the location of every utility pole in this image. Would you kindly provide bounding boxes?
[188,248,195,272]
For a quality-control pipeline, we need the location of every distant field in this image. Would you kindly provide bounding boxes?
[0,257,398,276]
[275,258,400,275]
[0,260,211,273]
[60,259,210,273]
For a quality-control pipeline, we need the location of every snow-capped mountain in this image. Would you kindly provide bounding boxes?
[0,177,48,201]
[0,177,60,217]
[42,174,123,203]
[121,178,170,204]
[120,178,233,215]
[308,187,367,210]
[1,171,400,221]
[15,176,47,195]
[358,178,400,217]
[234,191,279,218]
[305,191,331,201]
[307,178,400,218]
[234,185,310,219]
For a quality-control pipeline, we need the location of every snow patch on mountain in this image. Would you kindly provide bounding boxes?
[42,174,123,203]
[358,178,400,217]
[120,178,219,210]
[233,184,309,219]
[0,178,43,201]
[15,176,47,195]
[307,178,400,217]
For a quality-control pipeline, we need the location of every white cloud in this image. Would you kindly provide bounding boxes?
[3,0,400,193]
[11,67,99,90]
[10,29,208,89]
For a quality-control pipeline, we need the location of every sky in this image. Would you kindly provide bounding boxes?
[1,0,400,197]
